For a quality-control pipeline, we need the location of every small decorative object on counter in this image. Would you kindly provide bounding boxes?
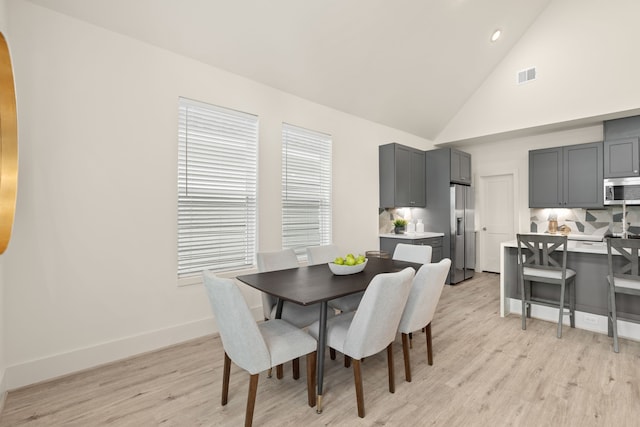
[407,220,416,233]
[547,211,558,234]
[559,224,571,236]
[393,218,407,234]
[416,218,424,233]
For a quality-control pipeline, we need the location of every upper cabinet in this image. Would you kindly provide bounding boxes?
[603,116,640,178]
[604,137,640,178]
[379,143,425,208]
[450,149,472,185]
[529,142,603,208]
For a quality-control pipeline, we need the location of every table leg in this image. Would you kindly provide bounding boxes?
[275,298,284,319]
[316,301,328,414]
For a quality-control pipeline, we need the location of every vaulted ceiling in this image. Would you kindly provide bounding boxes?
[26,0,552,140]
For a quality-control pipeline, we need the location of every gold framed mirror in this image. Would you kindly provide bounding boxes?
[0,31,18,254]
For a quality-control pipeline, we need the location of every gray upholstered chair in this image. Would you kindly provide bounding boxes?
[397,258,451,382]
[306,244,363,313]
[392,243,432,264]
[202,271,317,427]
[517,234,576,338]
[606,237,640,353]
[257,249,333,378]
[307,267,415,418]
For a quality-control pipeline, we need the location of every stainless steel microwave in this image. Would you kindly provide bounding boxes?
[604,177,640,205]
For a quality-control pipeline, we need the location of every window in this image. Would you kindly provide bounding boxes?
[281,123,332,257]
[178,98,258,277]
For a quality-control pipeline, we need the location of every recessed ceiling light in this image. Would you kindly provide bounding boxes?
[490,29,502,42]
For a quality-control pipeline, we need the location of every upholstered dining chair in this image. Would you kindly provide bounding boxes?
[517,234,576,338]
[202,271,317,427]
[307,267,415,418]
[606,237,640,353]
[258,249,332,325]
[306,244,364,313]
[392,243,432,264]
[397,258,451,382]
[257,249,333,378]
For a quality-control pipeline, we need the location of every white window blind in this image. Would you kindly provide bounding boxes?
[282,123,332,257]
[178,98,258,277]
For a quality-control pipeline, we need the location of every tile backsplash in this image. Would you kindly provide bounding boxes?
[382,206,640,237]
[530,207,640,236]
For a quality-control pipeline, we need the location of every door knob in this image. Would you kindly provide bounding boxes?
[482,227,487,231]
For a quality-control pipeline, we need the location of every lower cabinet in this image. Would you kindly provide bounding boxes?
[379,236,443,263]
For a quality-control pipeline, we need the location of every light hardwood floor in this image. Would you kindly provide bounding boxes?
[2,272,640,426]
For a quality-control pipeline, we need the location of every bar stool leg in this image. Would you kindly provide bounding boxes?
[520,275,527,331]
[570,278,576,328]
[557,281,566,339]
[610,284,620,353]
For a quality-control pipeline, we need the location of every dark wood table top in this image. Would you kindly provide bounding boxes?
[236,257,421,306]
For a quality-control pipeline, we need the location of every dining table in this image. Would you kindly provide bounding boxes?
[236,256,422,413]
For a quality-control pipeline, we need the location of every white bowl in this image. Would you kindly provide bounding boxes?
[328,258,368,275]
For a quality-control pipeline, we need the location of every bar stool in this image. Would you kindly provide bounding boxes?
[605,237,640,353]
[517,234,576,338]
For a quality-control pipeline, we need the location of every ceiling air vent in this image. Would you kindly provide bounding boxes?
[517,67,536,84]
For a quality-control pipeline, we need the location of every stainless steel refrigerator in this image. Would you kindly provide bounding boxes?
[450,184,475,283]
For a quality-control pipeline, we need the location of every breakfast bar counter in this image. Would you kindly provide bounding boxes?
[500,238,640,338]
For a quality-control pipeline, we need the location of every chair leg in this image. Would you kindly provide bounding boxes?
[276,364,284,379]
[306,352,317,407]
[607,285,614,338]
[352,359,365,418]
[292,358,300,380]
[408,332,413,349]
[344,355,351,368]
[426,323,433,366]
[520,277,527,330]
[387,343,395,394]
[557,281,566,338]
[222,352,231,406]
[245,374,259,427]
[569,279,576,328]
[610,285,619,353]
[330,348,336,360]
[401,333,411,382]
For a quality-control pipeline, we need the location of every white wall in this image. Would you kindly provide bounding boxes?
[4,1,433,389]
[437,0,640,144]
[0,0,9,403]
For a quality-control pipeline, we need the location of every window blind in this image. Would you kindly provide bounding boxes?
[282,123,332,257]
[178,98,258,276]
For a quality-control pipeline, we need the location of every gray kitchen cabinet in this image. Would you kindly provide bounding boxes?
[529,147,563,207]
[450,149,472,185]
[379,143,425,208]
[529,141,603,208]
[379,236,443,262]
[604,137,640,178]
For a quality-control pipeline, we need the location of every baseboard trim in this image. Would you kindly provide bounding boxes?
[5,306,263,391]
[507,298,640,341]
[0,369,7,416]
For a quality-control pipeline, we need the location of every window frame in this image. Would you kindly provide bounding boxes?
[281,122,332,259]
[177,97,258,280]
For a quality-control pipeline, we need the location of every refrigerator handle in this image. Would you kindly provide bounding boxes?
[456,217,463,235]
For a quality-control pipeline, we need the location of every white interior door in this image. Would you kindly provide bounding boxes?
[480,174,514,273]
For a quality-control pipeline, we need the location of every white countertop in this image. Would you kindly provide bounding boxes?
[379,232,445,239]
[502,239,607,255]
